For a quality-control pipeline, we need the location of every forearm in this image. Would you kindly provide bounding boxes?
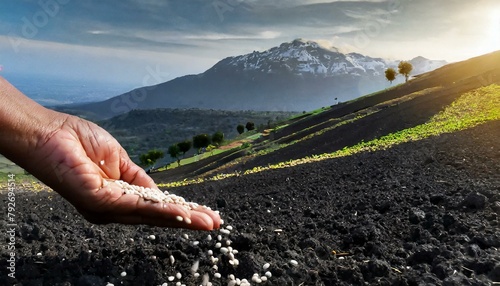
[0,76,67,169]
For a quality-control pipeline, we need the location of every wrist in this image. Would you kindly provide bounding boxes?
[0,76,69,168]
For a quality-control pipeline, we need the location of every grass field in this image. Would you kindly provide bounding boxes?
[0,155,24,175]
[0,155,39,185]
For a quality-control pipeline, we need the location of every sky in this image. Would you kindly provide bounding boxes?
[0,0,499,87]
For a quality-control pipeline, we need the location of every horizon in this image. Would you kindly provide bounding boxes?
[1,0,499,88]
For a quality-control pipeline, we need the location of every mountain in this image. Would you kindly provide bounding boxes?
[64,39,447,119]
[211,39,389,77]
[409,56,448,75]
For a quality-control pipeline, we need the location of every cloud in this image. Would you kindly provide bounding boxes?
[1,0,499,84]
[0,35,220,84]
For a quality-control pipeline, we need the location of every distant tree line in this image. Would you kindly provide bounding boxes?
[139,119,275,168]
[139,130,225,168]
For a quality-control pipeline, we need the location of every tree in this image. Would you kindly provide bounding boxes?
[237,124,245,134]
[139,149,164,167]
[385,68,397,84]
[212,131,224,146]
[177,140,192,156]
[246,121,255,132]
[398,61,413,82]
[167,144,181,166]
[193,134,211,150]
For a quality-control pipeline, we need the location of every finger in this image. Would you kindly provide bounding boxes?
[105,211,215,230]
[118,150,157,189]
[74,119,122,179]
[192,206,222,229]
[80,196,216,230]
[92,177,221,229]
[82,212,214,231]
[108,191,192,219]
[119,185,221,229]
[99,182,193,220]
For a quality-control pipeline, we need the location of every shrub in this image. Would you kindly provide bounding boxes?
[139,149,164,167]
[237,124,245,134]
[246,121,255,131]
[177,140,192,156]
[193,134,211,150]
[212,131,224,146]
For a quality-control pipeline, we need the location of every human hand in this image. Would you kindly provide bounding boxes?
[26,115,221,230]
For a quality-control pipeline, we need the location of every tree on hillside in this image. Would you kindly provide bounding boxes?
[168,144,181,166]
[237,124,245,134]
[398,61,413,82]
[212,131,224,146]
[193,134,211,151]
[139,149,164,167]
[385,68,397,84]
[246,121,255,132]
[177,140,192,157]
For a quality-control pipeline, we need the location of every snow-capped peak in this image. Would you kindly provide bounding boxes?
[210,39,446,77]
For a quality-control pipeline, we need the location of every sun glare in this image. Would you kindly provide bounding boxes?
[487,8,500,52]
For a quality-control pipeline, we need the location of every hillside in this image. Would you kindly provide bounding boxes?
[1,50,499,286]
[61,39,446,119]
[151,50,500,184]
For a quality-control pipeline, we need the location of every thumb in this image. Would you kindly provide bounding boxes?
[118,150,157,189]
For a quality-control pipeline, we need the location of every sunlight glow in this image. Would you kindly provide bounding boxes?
[487,8,500,52]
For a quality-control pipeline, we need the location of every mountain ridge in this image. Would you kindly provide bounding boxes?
[62,39,447,119]
[213,39,443,77]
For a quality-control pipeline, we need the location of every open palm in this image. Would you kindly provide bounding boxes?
[28,115,220,230]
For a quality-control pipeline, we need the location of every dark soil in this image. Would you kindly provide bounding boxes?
[2,120,499,286]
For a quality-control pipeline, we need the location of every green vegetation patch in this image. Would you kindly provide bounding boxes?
[159,84,500,188]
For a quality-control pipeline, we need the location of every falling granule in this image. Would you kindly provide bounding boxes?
[201,273,210,286]
[191,260,200,274]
